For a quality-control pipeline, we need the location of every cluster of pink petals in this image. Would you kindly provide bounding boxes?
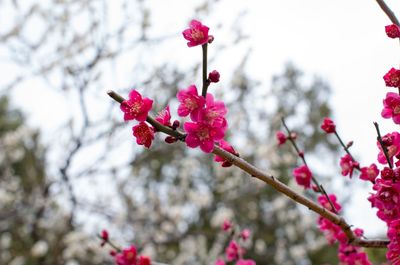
[383,68,400,88]
[178,86,228,153]
[132,122,155,148]
[113,245,151,265]
[120,90,153,122]
[320,117,336,133]
[368,179,400,223]
[225,240,244,262]
[276,131,287,145]
[222,219,233,232]
[385,24,400,39]
[359,163,379,183]
[318,194,341,213]
[239,229,251,241]
[182,20,210,47]
[184,121,224,152]
[339,154,359,178]
[155,106,172,126]
[387,219,400,264]
[177,85,206,120]
[316,197,372,264]
[377,132,400,166]
[382,92,400,124]
[215,140,239,167]
[292,165,312,189]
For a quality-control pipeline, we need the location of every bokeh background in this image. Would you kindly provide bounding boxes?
[1,0,399,264]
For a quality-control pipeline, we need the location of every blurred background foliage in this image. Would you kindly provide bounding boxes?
[0,0,387,264]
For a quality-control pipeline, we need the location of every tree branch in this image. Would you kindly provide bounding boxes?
[107,90,389,248]
[375,0,400,26]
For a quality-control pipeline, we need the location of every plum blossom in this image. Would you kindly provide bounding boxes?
[197,93,227,128]
[182,20,210,47]
[377,132,400,166]
[114,246,137,265]
[239,229,251,241]
[120,90,153,122]
[359,163,379,183]
[386,24,400,39]
[177,85,205,120]
[384,68,400,88]
[382,92,400,124]
[339,154,359,178]
[184,122,224,153]
[276,131,287,145]
[318,194,341,213]
[320,117,336,133]
[222,219,233,232]
[132,122,155,148]
[155,106,171,126]
[225,240,244,262]
[215,140,239,167]
[292,165,312,189]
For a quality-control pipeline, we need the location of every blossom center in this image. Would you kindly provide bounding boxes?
[191,30,204,41]
[184,98,198,110]
[394,105,400,115]
[197,127,210,141]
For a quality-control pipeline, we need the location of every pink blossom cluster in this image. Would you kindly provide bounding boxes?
[100,230,151,265]
[371,25,400,263]
[215,219,255,265]
[317,195,372,265]
[178,86,227,153]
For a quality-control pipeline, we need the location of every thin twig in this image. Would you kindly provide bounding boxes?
[373,122,393,169]
[281,117,338,214]
[375,0,400,26]
[108,90,389,248]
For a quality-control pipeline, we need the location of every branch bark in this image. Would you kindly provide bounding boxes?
[107,90,389,248]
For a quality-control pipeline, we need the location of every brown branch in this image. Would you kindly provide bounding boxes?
[375,0,400,26]
[107,90,389,248]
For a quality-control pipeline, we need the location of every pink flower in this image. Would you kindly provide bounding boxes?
[239,229,251,241]
[318,194,342,213]
[225,240,244,262]
[155,106,171,126]
[177,85,205,120]
[222,219,233,231]
[382,92,400,124]
[120,90,153,122]
[214,259,226,265]
[236,260,256,265]
[132,122,155,148]
[359,164,379,183]
[184,122,224,153]
[386,24,400,38]
[137,256,151,265]
[339,154,359,178]
[292,165,312,189]
[353,228,364,237]
[377,132,400,165]
[182,20,210,47]
[114,246,137,265]
[320,118,336,133]
[100,229,109,247]
[215,140,239,167]
[276,131,287,145]
[384,68,400,88]
[381,167,394,181]
[208,70,220,83]
[197,93,227,128]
